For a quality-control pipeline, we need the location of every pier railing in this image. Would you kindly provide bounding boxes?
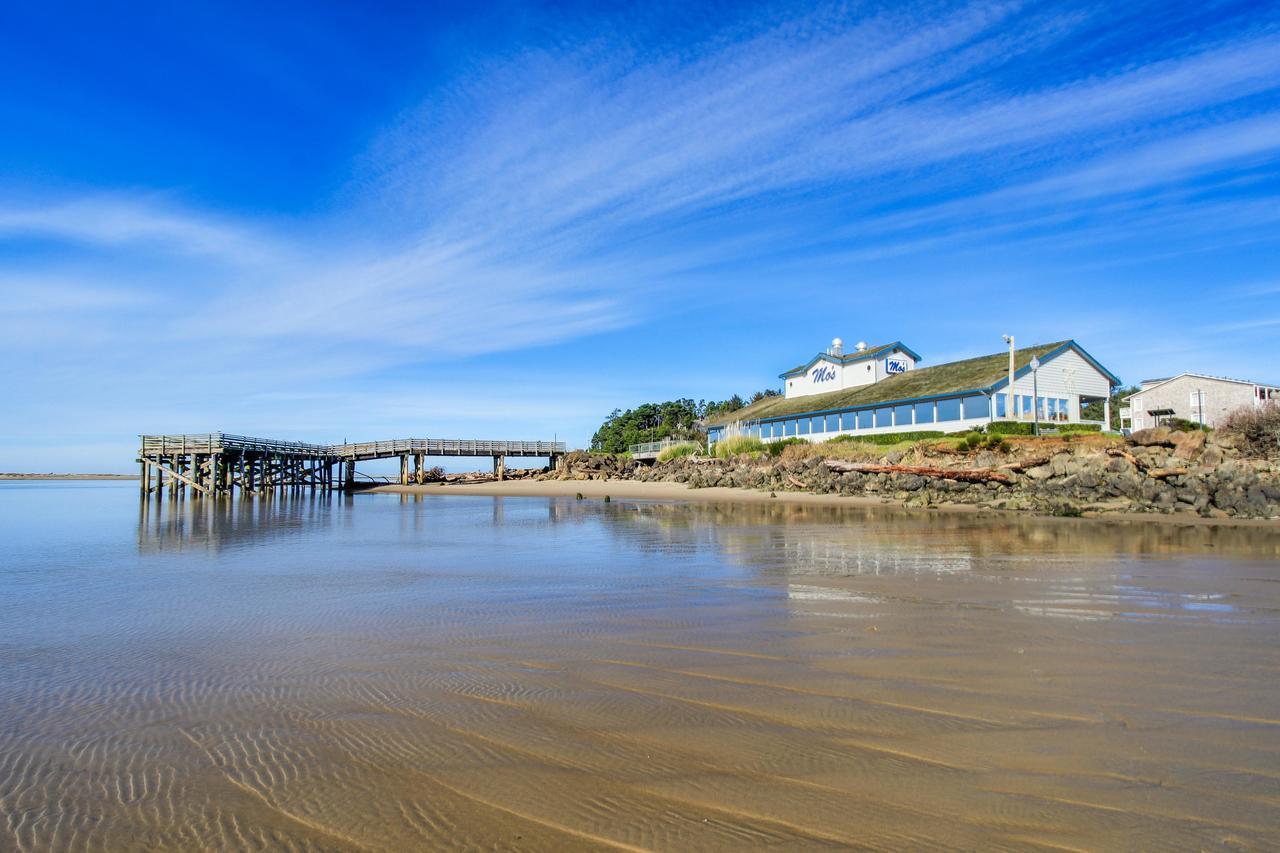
[141,433,333,456]
[141,434,565,460]
[629,438,700,459]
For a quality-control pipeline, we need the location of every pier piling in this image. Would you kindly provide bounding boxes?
[139,434,566,500]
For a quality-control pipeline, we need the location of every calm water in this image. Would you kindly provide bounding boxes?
[2,481,1280,850]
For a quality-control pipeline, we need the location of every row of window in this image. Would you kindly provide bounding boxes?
[993,395,1073,421]
[721,394,994,441]
[708,394,1081,443]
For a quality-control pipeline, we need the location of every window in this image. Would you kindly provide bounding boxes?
[893,404,913,426]
[826,414,839,433]
[962,395,990,419]
[1190,391,1204,411]
[857,410,872,430]
[875,407,893,428]
[1022,395,1033,418]
[784,419,796,437]
[937,398,961,421]
[915,402,935,424]
[995,395,1006,418]
[799,418,810,435]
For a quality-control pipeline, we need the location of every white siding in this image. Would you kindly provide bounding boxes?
[1126,375,1267,429]
[784,347,917,399]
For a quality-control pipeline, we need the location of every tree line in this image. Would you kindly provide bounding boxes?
[590,390,780,453]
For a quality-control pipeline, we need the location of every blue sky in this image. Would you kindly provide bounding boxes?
[2,0,1278,471]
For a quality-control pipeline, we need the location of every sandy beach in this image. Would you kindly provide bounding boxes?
[0,473,138,480]
[366,478,1280,529]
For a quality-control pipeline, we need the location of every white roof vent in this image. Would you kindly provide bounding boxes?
[830,337,843,356]
[855,341,867,352]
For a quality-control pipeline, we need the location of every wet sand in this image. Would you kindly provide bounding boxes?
[3,483,1280,849]
[371,478,1280,528]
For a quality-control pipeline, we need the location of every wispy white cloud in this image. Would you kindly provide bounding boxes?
[1,2,1278,466]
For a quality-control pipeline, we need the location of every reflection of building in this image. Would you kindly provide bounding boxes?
[1121,373,1280,430]
[708,338,1119,443]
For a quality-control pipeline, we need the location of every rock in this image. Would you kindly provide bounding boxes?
[1025,464,1054,480]
[1131,426,1176,447]
[1199,445,1224,467]
[1105,456,1134,474]
[1171,430,1207,459]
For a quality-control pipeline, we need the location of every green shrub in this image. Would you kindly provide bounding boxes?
[657,442,700,462]
[830,430,945,445]
[988,421,1035,435]
[979,435,1010,453]
[958,431,985,451]
[1163,418,1209,433]
[713,435,767,458]
[1055,423,1102,434]
[765,437,807,457]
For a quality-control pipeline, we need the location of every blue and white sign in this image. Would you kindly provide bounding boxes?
[810,365,838,383]
[885,358,909,374]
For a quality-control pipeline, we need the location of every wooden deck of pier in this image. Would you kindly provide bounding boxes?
[138,433,566,499]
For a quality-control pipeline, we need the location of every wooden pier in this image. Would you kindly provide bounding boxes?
[138,433,566,499]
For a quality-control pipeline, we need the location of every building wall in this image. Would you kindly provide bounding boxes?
[1127,375,1266,429]
[784,348,917,399]
[722,346,1116,446]
[993,348,1112,422]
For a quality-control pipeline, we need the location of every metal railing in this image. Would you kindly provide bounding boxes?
[140,433,332,455]
[141,433,566,459]
[629,438,697,455]
[331,439,565,459]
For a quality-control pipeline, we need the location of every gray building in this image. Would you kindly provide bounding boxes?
[1121,373,1280,430]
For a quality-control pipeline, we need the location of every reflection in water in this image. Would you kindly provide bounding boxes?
[3,482,1280,850]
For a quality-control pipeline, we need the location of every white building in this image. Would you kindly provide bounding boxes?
[1121,374,1279,430]
[708,338,1119,443]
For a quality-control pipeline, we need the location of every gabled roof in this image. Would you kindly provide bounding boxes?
[988,340,1121,391]
[779,341,922,379]
[710,340,1116,425]
[1124,372,1279,399]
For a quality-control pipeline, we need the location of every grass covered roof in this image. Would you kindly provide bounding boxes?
[709,341,1072,425]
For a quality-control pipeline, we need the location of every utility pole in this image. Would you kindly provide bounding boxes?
[1030,356,1041,436]
[1002,335,1016,421]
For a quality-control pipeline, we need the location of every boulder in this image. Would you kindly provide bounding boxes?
[1171,430,1207,459]
[1199,445,1224,468]
[1131,426,1176,447]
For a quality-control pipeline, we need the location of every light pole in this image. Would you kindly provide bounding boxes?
[1001,335,1015,421]
[1030,356,1041,436]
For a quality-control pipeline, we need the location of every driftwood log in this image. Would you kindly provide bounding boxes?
[823,460,1012,484]
[998,456,1050,473]
[1106,447,1142,467]
[786,475,809,489]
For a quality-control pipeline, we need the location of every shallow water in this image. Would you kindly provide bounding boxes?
[2,482,1280,850]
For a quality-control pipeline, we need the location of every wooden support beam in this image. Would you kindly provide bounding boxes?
[414,452,424,485]
[146,458,211,494]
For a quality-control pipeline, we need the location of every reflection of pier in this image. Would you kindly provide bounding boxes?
[138,433,566,499]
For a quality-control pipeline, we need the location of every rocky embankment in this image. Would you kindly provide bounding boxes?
[541,427,1280,519]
